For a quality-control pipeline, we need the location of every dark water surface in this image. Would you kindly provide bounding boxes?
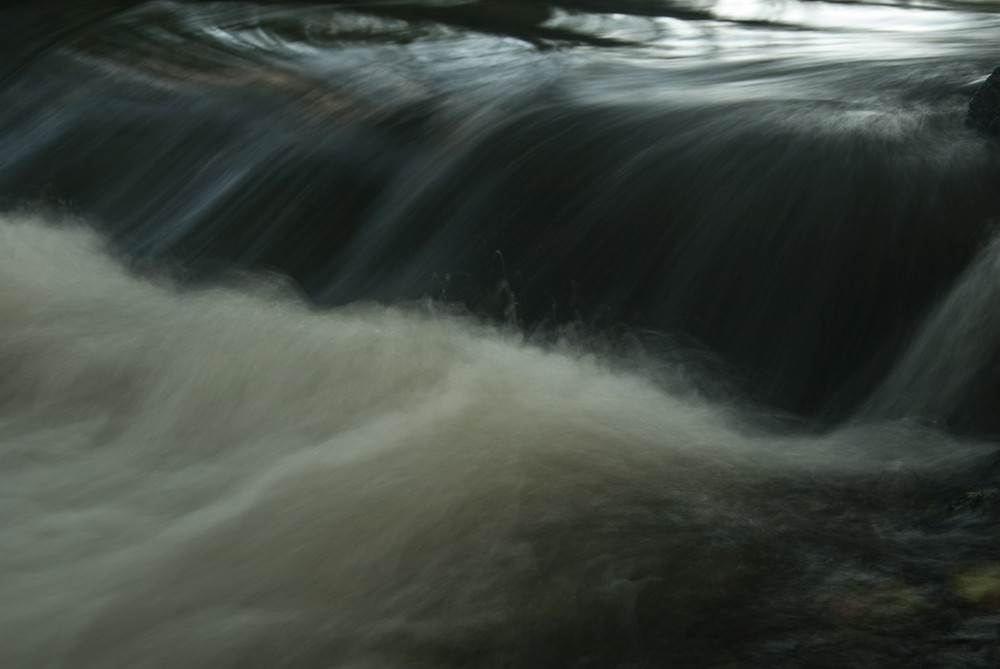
[2,1,1000,667]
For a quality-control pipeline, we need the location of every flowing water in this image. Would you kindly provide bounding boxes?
[2,1,1000,666]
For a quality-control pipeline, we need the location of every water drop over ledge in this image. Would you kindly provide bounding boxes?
[2,1,1000,667]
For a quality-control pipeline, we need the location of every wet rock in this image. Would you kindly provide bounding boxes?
[967,67,1000,136]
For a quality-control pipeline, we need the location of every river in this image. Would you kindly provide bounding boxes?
[2,1,1000,667]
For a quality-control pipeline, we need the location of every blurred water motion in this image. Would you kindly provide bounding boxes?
[2,1,1000,667]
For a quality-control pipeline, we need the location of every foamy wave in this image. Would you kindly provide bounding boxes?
[1,215,996,668]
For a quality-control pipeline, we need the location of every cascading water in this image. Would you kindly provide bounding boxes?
[2,1,1000,667]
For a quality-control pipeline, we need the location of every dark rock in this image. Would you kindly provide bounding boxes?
[967,67,1000,136]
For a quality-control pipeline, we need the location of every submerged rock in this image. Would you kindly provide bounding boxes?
[967,67,1000,136]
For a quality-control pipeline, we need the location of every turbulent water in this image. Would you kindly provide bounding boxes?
[2,1,1000,667]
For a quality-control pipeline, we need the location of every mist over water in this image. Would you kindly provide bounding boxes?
[2,1,1000,667]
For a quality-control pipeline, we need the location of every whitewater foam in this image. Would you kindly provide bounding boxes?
[1,214,995,668]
